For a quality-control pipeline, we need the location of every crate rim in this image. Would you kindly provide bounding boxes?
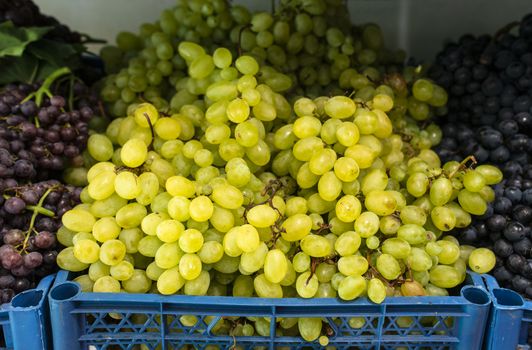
[51,269,491,307]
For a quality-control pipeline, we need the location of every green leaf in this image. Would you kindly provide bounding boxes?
[0,55,40,84]
[27,39,81,69]
[0,22,52,57]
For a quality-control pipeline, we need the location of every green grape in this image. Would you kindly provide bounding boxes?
[281,214,312,241]
[296,272,318,298]
[179,253,202,280]
[317,171,342,201]
[399,205,427,226]
[436,240,460,265]
[254,274,282,298]
[212,184,243,209]
[88,261,110,281]
[429,266,462,289]
[114,171,141,200]
[116,203,147,228]
[381,238,411,259]
[354,211,379,238]
[189,196,214,222]
[412,79,434,101]
[298,318,322,342]
[73,239,100,264]
[179,228,204,253]
[264,249,288,283]
[334,231,361,256]
[300,234,332,257]
[122,270,151,293]
[110,260,134,281]
[335,195,361,222]
[468,248,496,274]
[324,96,356,119]
[57,247,89,272]
[240,242,268,274]
[430,206,456,231]
[198,241,224,264]
[367,278,386,304]
[235,224,260,253]
[474,165,503,185]
[338,255,368,276]
[376,254,401,280]
[338,275,366,300]
[246,204,279,228]
[88,170,116,201]
[462,170,486,193]
[121,139,148,168]
[309,148,336,175]
[93,276,120,293]
[336,122,360,147]
[99,240,126,266]
[92,217,121,242]
[138,235,163,258]
[407,247,433,271]
[293,116,321,139]
[407,172,429,197]
[184,270,210,296]
[292,252,311,272]
[157,267,185,295]
[136,172,159,206]
[429,177,453,206]
[88,134,114,162]
[364,190,397,216]
[457,189,487,215]
[397,224,427,245]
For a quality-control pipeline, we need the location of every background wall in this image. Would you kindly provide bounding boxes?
[34,0,532,61]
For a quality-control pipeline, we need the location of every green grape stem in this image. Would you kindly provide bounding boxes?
[21,67,72,107]
[19,186,58,253]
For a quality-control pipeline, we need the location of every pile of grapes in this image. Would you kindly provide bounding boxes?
[429,14,532,298]
[0,67,103,301]
[60,32,500,343]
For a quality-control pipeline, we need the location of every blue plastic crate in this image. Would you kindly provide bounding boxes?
[0,274,55,350]
[482,274,531,350]
[49,270,491,350]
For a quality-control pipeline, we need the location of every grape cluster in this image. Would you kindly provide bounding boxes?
[429,14,532,298]
[57,39,500,342]
[98,0,408,118]
[0,0,81,43]
[0,74,99,183]
[0,180,80,302]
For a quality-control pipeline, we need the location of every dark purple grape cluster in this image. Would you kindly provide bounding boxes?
[0,0,81,44]
[0,180,80,302]
[0,81,97,182]
[429,14,532,298]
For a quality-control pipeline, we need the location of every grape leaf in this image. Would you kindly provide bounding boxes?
[27,39,81,69]
[0,55,40,84]
[0,22,52,57]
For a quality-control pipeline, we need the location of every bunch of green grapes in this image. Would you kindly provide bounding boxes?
[58,49,498,343]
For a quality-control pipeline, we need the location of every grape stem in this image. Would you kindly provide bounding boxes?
[21,67,72,107]
[2,194,55,217]
[19,186,57,253]
[447,155,477,179]
[143,112,155,150]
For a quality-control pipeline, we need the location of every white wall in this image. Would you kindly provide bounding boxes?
[34,0,532,61]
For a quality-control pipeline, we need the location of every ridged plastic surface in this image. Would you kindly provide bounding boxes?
[0,274,55,350]
[49,270,491,350]
[483,274,531,350]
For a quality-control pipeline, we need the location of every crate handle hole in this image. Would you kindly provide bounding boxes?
[11,290,43,308]
[493,288,524,307]
[51,282,81,301]
[461,287,490,305]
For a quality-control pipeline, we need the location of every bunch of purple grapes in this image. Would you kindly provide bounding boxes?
[429,14,532,298]
[0,180,80,302]
[0,81,98,182]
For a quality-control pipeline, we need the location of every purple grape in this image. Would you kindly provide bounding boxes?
[4,197,25,214]
[23,252,43,269]
[34,231,55,249]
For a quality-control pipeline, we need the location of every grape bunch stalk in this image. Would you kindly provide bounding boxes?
[58,42,498,343]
